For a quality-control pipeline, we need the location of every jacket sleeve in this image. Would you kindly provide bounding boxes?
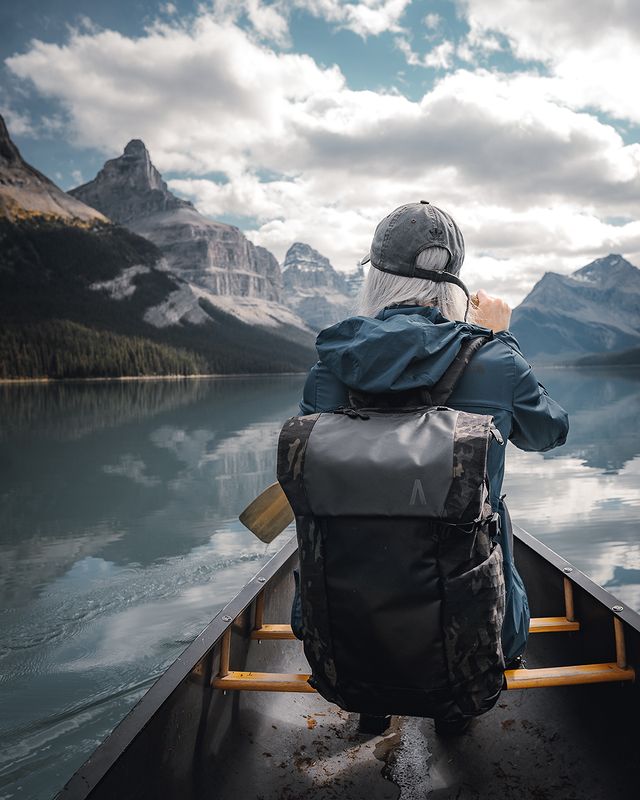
[299,361,350,415]
[509,349,569,452]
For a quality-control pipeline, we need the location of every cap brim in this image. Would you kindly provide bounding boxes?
[360,254,371,266]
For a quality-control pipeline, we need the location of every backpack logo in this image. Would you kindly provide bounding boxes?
[409,478,427,506]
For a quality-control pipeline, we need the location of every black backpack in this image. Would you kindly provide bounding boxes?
[277,335,506,720]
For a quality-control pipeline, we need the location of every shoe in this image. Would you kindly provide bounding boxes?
[358,714,392,735]
[434,716,472,736]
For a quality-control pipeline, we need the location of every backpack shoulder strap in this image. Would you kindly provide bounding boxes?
[430,334,492,406]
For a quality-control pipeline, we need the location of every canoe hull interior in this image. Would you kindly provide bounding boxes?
[56,527,640,800]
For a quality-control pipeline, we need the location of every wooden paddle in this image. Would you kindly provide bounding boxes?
[239,482,294,543]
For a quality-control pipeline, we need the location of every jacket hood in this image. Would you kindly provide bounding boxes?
[316,306,491,394]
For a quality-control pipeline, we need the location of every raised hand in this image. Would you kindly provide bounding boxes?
[472,289,512,332]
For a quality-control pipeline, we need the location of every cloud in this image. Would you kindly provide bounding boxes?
[395,36,455,69]
[0,105,34,136]
[292,0,412,38]
[455,0,640,123]
[213,0,411,43]
[5,7,640,303]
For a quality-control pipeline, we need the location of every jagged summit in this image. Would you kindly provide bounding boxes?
[0,113,107,224]
[123,139,148,157]
[573,254,638,289]
[284,242,335,272]
[511,253,640,358]
[70,139,193,224]
[72,140,286,304]
[282,241,354,330]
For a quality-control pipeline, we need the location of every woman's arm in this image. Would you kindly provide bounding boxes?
[509,350,569,452]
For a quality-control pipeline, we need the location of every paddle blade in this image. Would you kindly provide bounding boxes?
[239,482,294,544]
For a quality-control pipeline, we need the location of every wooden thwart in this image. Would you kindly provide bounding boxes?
[504,662,635,689]
[251,623,296,640]
[529,616,580,633]
[212,671,317,693]
[212,662,635,693]
[250,617,580,640]
[220,567,633,695]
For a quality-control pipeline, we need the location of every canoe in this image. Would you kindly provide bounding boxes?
[56,524,639,799]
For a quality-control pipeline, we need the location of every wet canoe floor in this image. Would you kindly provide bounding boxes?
[211,637,637,800]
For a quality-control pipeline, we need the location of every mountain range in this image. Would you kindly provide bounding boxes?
[1,112,638,378]
[0,115,316,379]
[70,140,359,332]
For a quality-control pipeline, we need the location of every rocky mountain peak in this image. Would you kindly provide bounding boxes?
[123,139,149,158]
[282,242,350,292]
[281,241,355,330]
[511,253,640,359]
[70,140,193,224]
[572,254,639,290]
[284,242,334,272]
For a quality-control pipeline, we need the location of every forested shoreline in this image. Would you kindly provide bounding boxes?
[0,320,207,379]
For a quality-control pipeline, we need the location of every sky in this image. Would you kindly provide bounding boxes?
[2,0,640,305]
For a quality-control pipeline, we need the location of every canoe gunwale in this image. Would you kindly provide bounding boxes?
[514,524,640,634]
[55,532,299,799]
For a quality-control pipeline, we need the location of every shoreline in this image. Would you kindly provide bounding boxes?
[2,365,637,385]
[0,371,308,385]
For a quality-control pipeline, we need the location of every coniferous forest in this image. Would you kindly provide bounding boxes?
[0,320,206,379]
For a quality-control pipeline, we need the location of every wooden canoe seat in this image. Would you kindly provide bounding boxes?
[504,663,635,689]
[213,662,635,693]
[213,671,317,693]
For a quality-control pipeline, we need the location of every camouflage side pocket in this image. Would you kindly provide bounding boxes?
[296,516,346,707]
[442,541,506,715]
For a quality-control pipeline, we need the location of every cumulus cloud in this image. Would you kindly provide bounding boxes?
[5,5,640,303]
[0,105,34,136]
[396,37,455,69]
[214,0,411,42]
[456,0,640,123]
[292,0,412,38]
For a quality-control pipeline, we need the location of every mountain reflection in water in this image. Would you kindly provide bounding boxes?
[0,375,304,800]
[505,366,640,614]
[0,368,638,800]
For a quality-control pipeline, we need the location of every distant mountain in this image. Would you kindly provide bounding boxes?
[282,242,355,330]
[0,116,316,378]
[344,263,365,298]
[69,139,194,224]
[511,254,640,360]
[71,141,285,306]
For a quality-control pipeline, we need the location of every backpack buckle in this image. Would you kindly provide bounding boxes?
[488,512,501,538]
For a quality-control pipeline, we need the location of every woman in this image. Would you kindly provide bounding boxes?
[293,201,569,682]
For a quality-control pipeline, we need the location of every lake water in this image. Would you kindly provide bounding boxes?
[0,369,638,799]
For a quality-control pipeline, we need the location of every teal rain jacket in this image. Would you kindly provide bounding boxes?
[298,304,569,663]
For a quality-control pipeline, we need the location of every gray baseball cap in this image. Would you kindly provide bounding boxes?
[361,201,469,300]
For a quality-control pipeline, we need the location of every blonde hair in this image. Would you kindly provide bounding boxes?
[354,247,473,322]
